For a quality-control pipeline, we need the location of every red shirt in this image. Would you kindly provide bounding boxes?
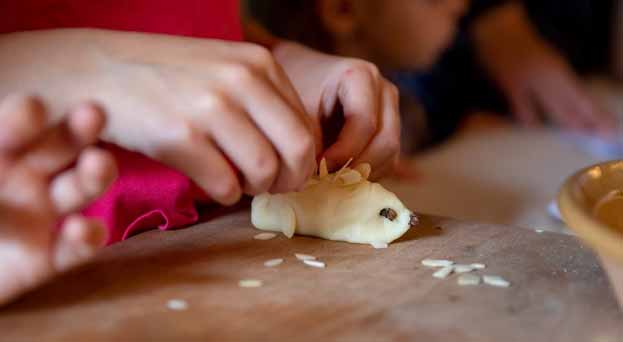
[0,0,244,244]
[0,0,242,40]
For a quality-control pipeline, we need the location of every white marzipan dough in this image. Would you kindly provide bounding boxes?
[251,159,417,245]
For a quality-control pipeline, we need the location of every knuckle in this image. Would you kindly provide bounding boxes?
[164,121,203,151]
[248,44,276,69]
[281,133,315,189]
[236,43,277,75]
[222,62,258,84]
[289,133,315,165]
[352,60,380,78]
[212,174,242,204]
[387,83,400,102]
[176,121,199,144]
[201,91,234,114]
[365,62,381,78]
[247,153,279,193]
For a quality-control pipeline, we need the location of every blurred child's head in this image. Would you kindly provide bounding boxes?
[320,0,467,69]
[247,0,467,70]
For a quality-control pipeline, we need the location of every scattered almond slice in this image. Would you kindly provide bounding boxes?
[332,158,354,183]
[239,279,263,288]
[253,232,277,240]
[318,158,329,178]
[454,264,475,273]
[433,266,454,279]
[295,253,316,261]
[303,260,326,268]
[421,259,454,268]
[337,169,363,186]
[354,163,371,180]
[263,258,284,267]
[470,263,486,269]
[483,275,510,288]
[370,242,388,249]
[167,299,188,311]
[457,274,481,286]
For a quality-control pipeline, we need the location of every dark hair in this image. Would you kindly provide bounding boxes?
[244,0,335,52]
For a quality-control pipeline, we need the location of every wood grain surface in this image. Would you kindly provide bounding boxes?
[0,211,621,341]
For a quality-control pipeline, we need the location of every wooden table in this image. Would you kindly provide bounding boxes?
[0,210,621,341]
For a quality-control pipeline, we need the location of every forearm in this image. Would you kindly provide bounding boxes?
[471,2,541,51]
[470,0,555,84]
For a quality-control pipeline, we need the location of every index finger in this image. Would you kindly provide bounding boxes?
[322,69,380,170]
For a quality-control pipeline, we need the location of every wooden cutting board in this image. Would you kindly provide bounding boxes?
[0,211,621,341]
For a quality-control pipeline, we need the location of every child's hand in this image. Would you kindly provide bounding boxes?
[273,42,401,179]
[0,30,318,204]
[0,95,117,306]
[473,2,616,135]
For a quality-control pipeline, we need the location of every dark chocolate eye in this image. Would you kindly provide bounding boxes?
[379,208,397,221]
[409,213,419,227]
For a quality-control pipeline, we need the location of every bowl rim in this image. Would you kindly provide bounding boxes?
[558,160,623,264]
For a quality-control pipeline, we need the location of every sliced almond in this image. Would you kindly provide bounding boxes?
[166,299,188,311]
[263,258,284,267]
[370,242,388,249]
[421,259,454,267]
[354,163,371,180]
[457,274,481,286]
[303,260,326,268]
[253,232,277,240]
[332,158,354,182]
[295,253,317,261]
[338,169,362,186]
[318,158,329,178]
[483,275,510,288]
[433,266,454,279]
[454,264,475,273]
[239,279,263,288]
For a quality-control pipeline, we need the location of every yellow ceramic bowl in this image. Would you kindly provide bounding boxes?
[558,160,623,306]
